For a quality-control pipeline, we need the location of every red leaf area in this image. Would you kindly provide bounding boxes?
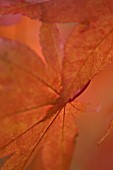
[0,0,113,23]
[0,0,113,170]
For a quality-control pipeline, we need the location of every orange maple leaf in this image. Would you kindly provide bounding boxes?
[0,0,113,23]
[0,10,113,170]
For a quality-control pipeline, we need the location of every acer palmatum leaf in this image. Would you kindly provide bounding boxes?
[0,1,42,20]
[0,38,60,118]
[0,18,113,170]
[0,0,113,23]
[39,23,62,91]
[61,18,113,101]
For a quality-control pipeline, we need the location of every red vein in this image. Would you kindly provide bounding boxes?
[68,80,91,102]
[60,106,66,169]
[0,107,62,151]
[69,103,84,112]
[0,56,60,95]
[21,108,63,169]
[68,28,113,94]
[61,106,66,142]
[1,103,51,119]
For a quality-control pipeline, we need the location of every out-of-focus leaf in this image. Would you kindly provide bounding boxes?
[0,0,113,23]
[0,16,43,57]
[0,14,21,26]
[0,38,59,118]
[0,1,42,20]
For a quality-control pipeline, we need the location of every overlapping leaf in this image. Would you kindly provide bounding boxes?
[0,38,60,118]
[0,11,113,170]
[0,0,113,23]
[0,26,78,169]
[61,16,113,101]
[39,23,62,91]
